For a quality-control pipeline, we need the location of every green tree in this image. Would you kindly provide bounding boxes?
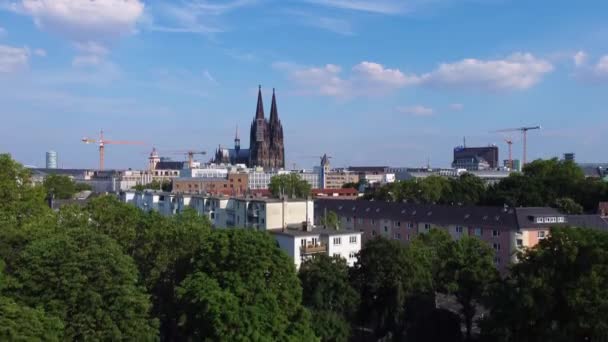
[0,154,50,228]
[269,173,312,199]
[351,237,431,340]
[447,173,487,205]
[409,229,454,293]
[443,236,498,340]
[176,229,317,341]
[319,210,340,229]
[554,197,583,214]
[482,228,608,342]
[0,259,64,341]
[0,154,56,268]
[85,195,143,253]
[132,209,211,341]
[42,174,77,200]
[133,180,172,192]
[9,228,158,340]
[299,255,359,342]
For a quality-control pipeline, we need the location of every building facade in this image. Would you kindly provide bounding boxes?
[122,191,361,269]
[315,199,608,272]
[452,145,499,170]
[173,173,248,196]
[46,151,58,169]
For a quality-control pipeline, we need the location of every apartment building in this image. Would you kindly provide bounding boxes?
[273,227,362,269]
[315,199,608,272]
[122,190,362,268]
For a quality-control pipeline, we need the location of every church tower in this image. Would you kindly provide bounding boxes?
[249,86,271,168]
[268,88,285,169]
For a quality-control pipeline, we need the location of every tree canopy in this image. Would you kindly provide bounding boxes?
[299,255,359,342]
[365,158,608,212]
[482,228,608,342]
[176,229,318,341]
[8,228,158,340]
[269,173,312,199]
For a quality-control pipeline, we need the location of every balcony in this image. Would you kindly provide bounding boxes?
[300,243,327,255]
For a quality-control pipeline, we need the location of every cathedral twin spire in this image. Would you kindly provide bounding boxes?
[249,86,285,169]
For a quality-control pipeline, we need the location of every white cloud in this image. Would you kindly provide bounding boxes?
[353,61,419,86]
[573,53,608,82]
[17,0,144,42]
[396,105,434,116]
[280,62,350,97]
[0,44,29,72]
[277,53,551,98]
[573,50,587,67]
[419,53,553,90]
[33,48,46,57]
[0,26,6,37]
[449,103,464,111]
[304,0,407,14]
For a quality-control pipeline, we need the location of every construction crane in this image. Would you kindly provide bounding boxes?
[492,126,541,167]
[166,150,207,168]
[81,129,145,170]
[504,138,513,170]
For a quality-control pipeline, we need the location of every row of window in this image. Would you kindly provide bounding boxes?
[333,252,358,259]
[332,236,358,245]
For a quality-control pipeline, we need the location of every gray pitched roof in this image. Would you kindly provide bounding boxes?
[315,199,608,232]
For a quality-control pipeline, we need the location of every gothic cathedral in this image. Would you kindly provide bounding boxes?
[213,86,285,169]
[249,86,285,169]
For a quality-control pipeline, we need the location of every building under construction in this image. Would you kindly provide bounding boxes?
[452,145,499,171]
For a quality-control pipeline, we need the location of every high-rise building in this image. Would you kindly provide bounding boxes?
[452,145,499,170]
[564,153,575,162]
[46,150,57,169]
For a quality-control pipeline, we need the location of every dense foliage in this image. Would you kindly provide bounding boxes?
[365,159,608,212]
[133,180,172,192]
[299,255,358,342]
[2,153,608,341]
[269,173,312,199]
[42,174,91,200]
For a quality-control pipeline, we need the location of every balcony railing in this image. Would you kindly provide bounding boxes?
[301,244,327,255]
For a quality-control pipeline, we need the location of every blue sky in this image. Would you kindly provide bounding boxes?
[1,0,607,170]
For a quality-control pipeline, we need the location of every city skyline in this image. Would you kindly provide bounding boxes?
[1,0,607,169]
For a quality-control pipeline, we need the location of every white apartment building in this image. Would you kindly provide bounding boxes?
[121,190,362,268]
[273,228,363,269]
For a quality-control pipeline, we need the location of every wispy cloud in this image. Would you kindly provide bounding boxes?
[449,103,464,111]
[203,69,217,84]
[286,9,354,35]
[146,0,258,35]
[396,105,434,117]
[0,44,29,73]
[303,0,407,14]
[0,26,6,37]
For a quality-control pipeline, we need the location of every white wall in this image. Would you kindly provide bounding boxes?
[326,233,362,267]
